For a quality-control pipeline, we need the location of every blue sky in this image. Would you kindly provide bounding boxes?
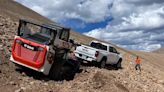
[60,17,113,33]
[16,0,164,51]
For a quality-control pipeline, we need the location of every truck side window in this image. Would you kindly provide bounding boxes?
[112,47,117,53]
[109,46,113,52]
[109,46,117,53]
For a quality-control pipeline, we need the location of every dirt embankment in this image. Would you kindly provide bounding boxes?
[0,14,164,92]
[153,48,164,54]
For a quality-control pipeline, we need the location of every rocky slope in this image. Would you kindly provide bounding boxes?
[0,14,164,92]
[0,0,53,24]
[153,48,164,54]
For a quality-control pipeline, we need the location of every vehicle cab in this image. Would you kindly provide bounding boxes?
[10,19,72,75]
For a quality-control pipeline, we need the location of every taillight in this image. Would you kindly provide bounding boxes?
[95,51,99,57]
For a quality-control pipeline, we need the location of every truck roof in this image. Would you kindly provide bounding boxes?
[43,23,70,30]
[20,19,70,31]
[91,40,113,47]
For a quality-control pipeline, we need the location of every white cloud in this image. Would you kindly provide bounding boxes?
[31,6,49,16]
[16,0,113,23]
[84,0,164,51]
[118,43,161,52]
[15,0,164,51]
[144,44,161,51]
[117,7,164,31]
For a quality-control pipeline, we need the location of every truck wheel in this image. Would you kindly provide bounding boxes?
[49,58,80,81]
[63,59,80,80]
[98,59,106,68]
[49,59,65,81]
[49,50,67,80]
[62,65,75,81]
[116,59,122,69]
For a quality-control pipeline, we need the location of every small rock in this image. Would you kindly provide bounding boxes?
[44,82,49,86]
[15,89,21,92]
[157,80,164,84]
[49,90,53,92]
[15,87,26,92]
[30,81,34,85]
[15,89,24,92]
[21,72,26,76]
[21,87,26,90]
[123,81,128,85]
[0,22,3,26]
[9,81,17,85]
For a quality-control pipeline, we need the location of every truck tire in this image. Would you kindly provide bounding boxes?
[116,59,122,69]
[62,65,75,80]
[63,59,80,80]
[62,63,76,80]
[49,49,67,81]
[98,59,106,68]
[49,54,80,81]
[49,58,65,81]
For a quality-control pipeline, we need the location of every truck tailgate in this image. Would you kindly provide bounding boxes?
[75,45,97,58]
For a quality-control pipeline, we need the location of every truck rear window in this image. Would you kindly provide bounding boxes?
[90,42,107,51]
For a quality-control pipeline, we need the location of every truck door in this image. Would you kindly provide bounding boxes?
[108,46,118,64]
[112,47,120,64]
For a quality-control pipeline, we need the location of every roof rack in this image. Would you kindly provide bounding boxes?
[19,19,70,30]
[43,23,70,30]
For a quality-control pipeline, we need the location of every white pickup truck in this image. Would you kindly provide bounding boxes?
[74,40,122,68]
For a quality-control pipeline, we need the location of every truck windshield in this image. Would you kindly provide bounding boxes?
[90,42,107,50]
[18,21,56,45]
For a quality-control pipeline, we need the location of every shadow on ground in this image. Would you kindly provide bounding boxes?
[81,62,123,70]
[15,66,50,81]
[15,64,83,82]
